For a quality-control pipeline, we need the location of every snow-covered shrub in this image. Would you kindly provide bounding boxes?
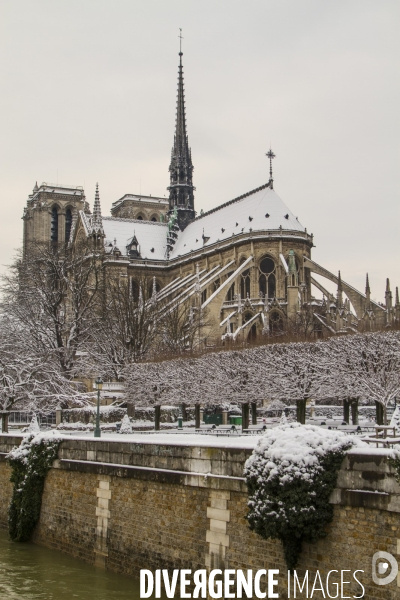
[7,432,62,542]
[25,414,40,433]
[119,414,132,434]
[62,406,126,424]
[244,423,364,570]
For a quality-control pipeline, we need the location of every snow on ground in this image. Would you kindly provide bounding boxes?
[54,430,265,449]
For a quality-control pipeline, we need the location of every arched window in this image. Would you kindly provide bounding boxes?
[269,311,284,333]
[137,215,143,221]
[240,270,251,299]
[259,256,276,299]
[148,280,161,297]
[51,207,58,242]
[151,217,157,222]
[65,208,72,243]
[131,280,140,302]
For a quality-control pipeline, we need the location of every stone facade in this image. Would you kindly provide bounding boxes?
[110,194,168,222]
[0,435,400,598]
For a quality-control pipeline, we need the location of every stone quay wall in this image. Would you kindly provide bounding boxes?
[0,435,400,598]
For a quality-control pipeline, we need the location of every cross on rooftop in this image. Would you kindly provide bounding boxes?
[266,148,276,188]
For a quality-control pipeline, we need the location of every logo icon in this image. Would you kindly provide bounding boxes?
[372,551,398,586]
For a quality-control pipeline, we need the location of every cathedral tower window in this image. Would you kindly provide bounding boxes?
[50,206,59,243]
[259,256,276,299]
[65,208,72,243]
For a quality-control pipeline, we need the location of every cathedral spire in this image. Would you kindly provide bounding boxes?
[167,32,195,231]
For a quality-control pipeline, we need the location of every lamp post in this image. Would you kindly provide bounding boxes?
[94,377,103,438]
[178,404,183,430]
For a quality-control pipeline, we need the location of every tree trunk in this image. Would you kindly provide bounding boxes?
[351,399,359,425]
[242,403,250,430]
[1,412,9,433]
[251,402,257,425]
[296,400,306,425]
[195,403,201,429]
[343,399,350,424]
[375,401,384,426]
[181,402,187,422]
[154,405,161,431]
[127,403,135,419]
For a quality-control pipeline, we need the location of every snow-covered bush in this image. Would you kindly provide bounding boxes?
[25,414,40,433]
[7,432,63,542]
[244,423,364,569]
[119,414,132,434]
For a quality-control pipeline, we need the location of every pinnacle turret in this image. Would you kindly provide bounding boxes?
[365,273,370,296]
[167,36,195,231]
[337,271,343,307]
[92,182,103,235]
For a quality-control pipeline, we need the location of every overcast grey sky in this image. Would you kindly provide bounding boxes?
[0,0,399,301]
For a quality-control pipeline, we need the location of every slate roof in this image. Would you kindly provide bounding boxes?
[100,185,306,261]
[169,185,306,258]
[102,217,168,260]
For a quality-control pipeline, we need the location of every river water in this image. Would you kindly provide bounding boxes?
[0,528,143,600]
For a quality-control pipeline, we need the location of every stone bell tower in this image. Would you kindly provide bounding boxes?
[22,182,88,254]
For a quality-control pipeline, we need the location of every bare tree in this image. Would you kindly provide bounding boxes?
[1,241,103,378]
[0,313,91,431]
[84,274,160,380]
[326,333,400,424]
[156,300,213,355]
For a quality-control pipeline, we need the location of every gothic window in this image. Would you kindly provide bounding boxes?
[240,269,251,299]
[50,206,58,242]
[137,215,143,221]
[214,279,220,292]
[201,289,207,304]
[131,280,140,302]
[269,311,284,333]
[259,256,276,299]
[65,208,72,243]
[148,280,161,296]
[151,217,157,222]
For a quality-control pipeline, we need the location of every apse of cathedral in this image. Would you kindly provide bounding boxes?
[22,47,398,340]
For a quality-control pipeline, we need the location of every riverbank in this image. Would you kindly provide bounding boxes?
[1,433,400,598]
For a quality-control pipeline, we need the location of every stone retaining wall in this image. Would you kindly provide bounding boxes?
[0,435,399,598]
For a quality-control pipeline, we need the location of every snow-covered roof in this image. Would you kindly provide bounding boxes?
[112,193,168,207]
[102,217,168,260]
[34,184,84,197]
[169,185,306,259]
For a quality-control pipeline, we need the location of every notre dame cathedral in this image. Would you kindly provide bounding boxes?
[22,48,399,341]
